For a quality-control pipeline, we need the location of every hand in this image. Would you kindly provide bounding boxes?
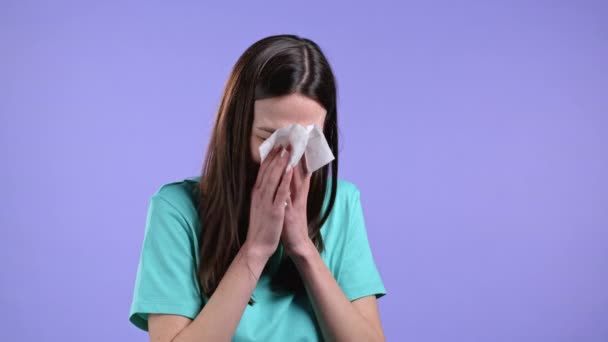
[245,145,294,260]
[281,150,313,258]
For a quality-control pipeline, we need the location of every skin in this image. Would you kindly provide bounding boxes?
[250,92,326,165]
[148,93,385,341]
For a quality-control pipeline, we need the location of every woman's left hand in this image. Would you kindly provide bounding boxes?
[281,153,313,258]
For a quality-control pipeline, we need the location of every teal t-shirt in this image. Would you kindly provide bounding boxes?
[129,176,386,341]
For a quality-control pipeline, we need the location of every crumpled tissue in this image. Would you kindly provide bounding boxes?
[258,123,335,173]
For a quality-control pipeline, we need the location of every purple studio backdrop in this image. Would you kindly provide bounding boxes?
[1,1,607,341]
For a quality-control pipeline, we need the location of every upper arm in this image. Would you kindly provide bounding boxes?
[129,194,203,332]
[352,295,385,342]
[336,185,387,301]
[148,314,192,342]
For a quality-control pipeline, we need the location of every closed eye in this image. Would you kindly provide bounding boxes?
[258,127,276,134]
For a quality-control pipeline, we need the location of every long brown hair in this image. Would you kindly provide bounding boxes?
[195,34,339,305]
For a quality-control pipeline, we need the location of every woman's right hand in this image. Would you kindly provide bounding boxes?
[246,145,294,260]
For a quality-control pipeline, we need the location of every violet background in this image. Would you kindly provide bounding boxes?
[1,1,607,341]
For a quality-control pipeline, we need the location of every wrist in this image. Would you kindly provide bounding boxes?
[241,242,271,269]
[286,239,317,263]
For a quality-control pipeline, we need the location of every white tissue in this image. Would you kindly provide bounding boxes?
[258,123,335,173]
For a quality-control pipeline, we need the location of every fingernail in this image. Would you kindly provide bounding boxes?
[280,147,286,158]
[285,164,292,174]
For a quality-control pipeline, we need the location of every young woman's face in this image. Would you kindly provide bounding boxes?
[251,93,327,164]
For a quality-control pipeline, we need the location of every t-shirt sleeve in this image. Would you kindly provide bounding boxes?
[337,186,387,301]
[129,194,203,331]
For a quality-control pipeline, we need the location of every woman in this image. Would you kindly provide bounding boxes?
[129,34,387,341]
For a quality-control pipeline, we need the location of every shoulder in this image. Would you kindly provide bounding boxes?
[334,177,361,198]
[330,177,362,209]
[148,176,201,225]
[320,178,368,257]
[154,175,199,201]
[323,177,363,224]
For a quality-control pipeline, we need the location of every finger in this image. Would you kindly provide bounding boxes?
[301,169,312,195]
[284,194,292,209]
[291,159,311,204]
[301,153,309,175]
[262,145,289,188]
[291,158,304,190]
[255,146,282,190]
[273,159,293,207]
[262,146,291,201]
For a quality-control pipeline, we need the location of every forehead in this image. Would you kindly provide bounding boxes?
[253,93,326,128]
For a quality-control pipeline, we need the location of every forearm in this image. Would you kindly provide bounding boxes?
[173,242,268,342]
[291,241,383,342]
